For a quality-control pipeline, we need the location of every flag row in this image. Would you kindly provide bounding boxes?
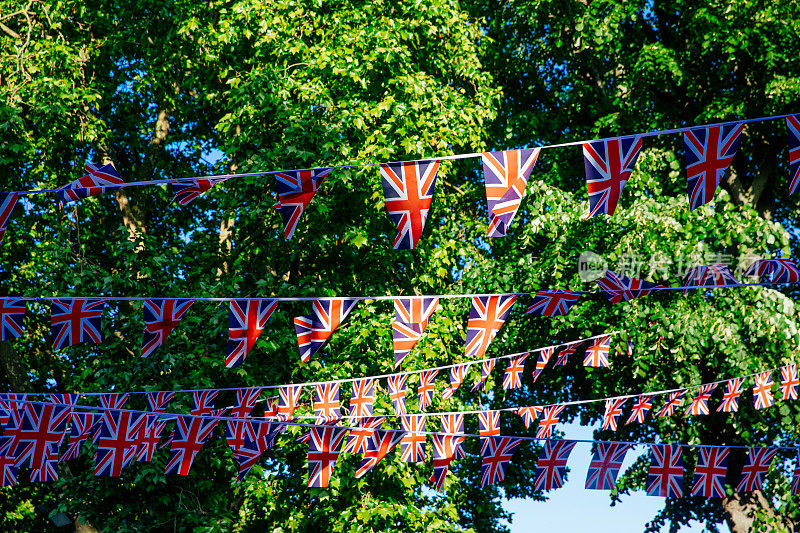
[3,115,800,249]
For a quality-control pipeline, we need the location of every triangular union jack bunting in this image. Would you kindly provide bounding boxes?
[646,444,683,497]
[0,436,17,486]
[440,414,466,459]
[582,135,643,217]
[165,415,220,476]
[481,148,540,237]
[556,343,581,367]
[441,363,471,400]
[0,298,26,341]
[464,294,517,358]
[595,270,665,303]
[13,402,71,481]
[525,290,581,316]
[685,383,718,416]
[57,163,125,203]
[391,297,439,368]
[227,299,278,368]
[228,421,280,482]
[417,369,438,410]
[752,371,775,410]
[536,405,564,439]
[294,298,358,362]
[190,390,220,416]
[691,446,729,497]
[534,440,577,490]
[230,388,262,418]
[399,415,426,462]
[792,451,800,496]
[147,391,176,413]
[94,409,147,477]
[684,123,744,210]
[780,364,799,401]
[478,410,500,455]
[601,398,626,431]
[314,383,341,424]
[585,442,631,490]
[744,258,800,284]
[480,436,523,487]
[471,359,497,392]
[787,115,800,195]
[171,178,228,206]
[583,335,611,368]
[61,412,98,462]
[277,385,303,421]
[516,406,542,429]
[682,264,738,292]
[356,428,406,478]
[141,299,195,357]
[99,392,130,409]
[137,414,170,463]
[343,416,385,455]
[308,425,348,488]
[350,378,375,419]
[0,192,19,242]
[379,160,439,249]
[737,447,779,492]
[532,347,553,383]
[656,390,687,417]
[50,298,105,350]
[273,168,332,240]
[503,353,528,390]
[387,374,408,415]
[429,433,464,491]
[716,377,744,413]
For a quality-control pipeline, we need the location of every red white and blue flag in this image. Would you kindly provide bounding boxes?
[172,178,227,206]
[141,299,195,358]
[429,433,464,491]
[230,388,262,419]
[684,123,744,210]
[343,416,385,455]
[0,436,18,486]
[682,264,738,292]
[595,270,665,303]
[356,428,405,478]
[229,421,280,482]
[556,343,581,367]
[601,398,626,431]
[190,390,220,416]
[792,451,800,496]
[57,163,125,203]
[0,298,26,341]
[716,378,744,413]
[480,436,523,487]
[534,440,577,490]
[314,383,341,424]
[277,385,303,421]
[646,444,684,497]
[99,393,129,409]
[0,192,19,242]
[744,258,800,284]
[392,297,439,368]
[440,414,466,459]
[379,160,439,249]
[464,295,517,358]
[273,168,331,239]
[737,447,779,492]
[417,369,439,410]
[536,405,564,439]
[136,414,170,463]
[583,136,643,217]
[13,402,71,481]
[626,394,654,424]
[583,335,611,368]
[165,415,220,476]
[482,149,540,236]
[471,358,497,391]
[478,410,500,455]
[685,383,718,416]
[585,442,631,490]
[525,290,581,316]
[441,364,471,400]
[227,299,278,367]
[787,115,800,195]
[146,391,175,413]
[387,374,409,415]
[516,406,542,429]
[691,446,729,497]
[656,390,687,417]
[294,298,358,362]
[51,298,105,350]
[532,348,553,383]
[503,353,528,390]
[781,364,799,401]
[307,425,348,488]
[61,412,99,462]
[350,378,375,419]
[94,410,147,477]
[753,372,774,410]
[399,415,426,462]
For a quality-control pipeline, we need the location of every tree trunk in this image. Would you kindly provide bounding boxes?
[722,491,795,533]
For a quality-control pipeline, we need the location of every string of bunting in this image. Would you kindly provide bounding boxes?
[2,113,800,247]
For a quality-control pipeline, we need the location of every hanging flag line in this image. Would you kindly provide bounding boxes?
[12,113,792,197]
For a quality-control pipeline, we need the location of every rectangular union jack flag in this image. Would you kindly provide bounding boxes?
[781,364,799,401]
[684,123,744,210]
[440,413,466,459]
[171,177,227,206]
[0,298,26,341]
[94,410,147,477]
[13,403,71,480]
[380,160,439,249]
[482,149,540,237]
[356,428,406,478]
[471,358,497,392]
[525,290,581,316]
[307,425,348,488]
[165,415,220,476]
[585,442,631,490]
[51,298,105,350]
[478,410,500,455]
[441,364,471,400]
[788,115,800,195]
[350,378,374,419]
[595,270,665,303]
[342,416,385,455]
[516,406,542,429]
[392,297,439,368]
[277,385,303,421]
[647,444,684,497]
[230,388,263,419]
[685,383,718,416]
[534,440,577,490]
[737,447,779,492]
[744,258,800,284]
[61,412,98,462]
[400,415,426,462]
[387,374,409,415]
[556,343,581,367]
[417,369,438,410]
[0,192,19,243]
[464,295,517,358]
[583,136,643,217]
[536,405,565,439]
[429,433,464,491]
[682,264,739,292]
[503,353,528,390]
[656,390,687,417]
[273,168,331,239]
[691,446,729,497]
[583,335,611,368]
[57,163,125,203]
[190,390,220,416]
[314,383,341,424]
[601,398,626,431]
[716,377,744,413]
[227,299,278,368]
[753,371,775,410]
[141,299,195,358]
[480,436,523,487]
[532,348,553,383]
[294,298,358,362]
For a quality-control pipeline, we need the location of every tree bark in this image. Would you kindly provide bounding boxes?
[722,491,795,533]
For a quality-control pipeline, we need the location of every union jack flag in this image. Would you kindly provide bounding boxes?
[13,403,71,480]
[753,372,774,410]
[429,433,464,491]
[646,444,684,497]
[171,178,227,206]
[792,451,800,496]
[471,358,497,392]
[585,442,631,490]
[356,428,405,478]
[532,348,553,383]
[536,405,565,439]
[307,425,348,487]
[61,412,99,462]
[387,374,409,415]
[165,415,220,475]
[716,378,744,413]
[230,388,263,419]
[503,353,528,390]
[399,415,426,462]
[788,115,800,195]
[684,123,744,210]
[94,410,147,476]
[56,163,125,203]
[146,391,175,413]
[744,258,800,284]
[478,410,500,455]
[441,364,471,400]
[737,447,779,492]
[228,420,280,482]
[480,436,523,487]
[141,299,195,358]
[294,298,358,362]
[556,343,581,367]
[525,290,581,316]
[350,378,374,419]
[227,299,278,367]
[441,413,466,459]
[691,446,729,497]
[656,390,687,417]
[534,440,577,490]
[516,406,542,429]
[263,396,278,418]
[380,160,439,249]
[342,416,385,454]
[0,192,19,242]
[685,383,718,416]
[682,264,739,292]
[583,136,643,217]
[482,149,540,236]
[583,335,611,368]
[781,364,799,401]
[595,270,665,303]
[48,393,78,407]
[601,398,626,431]
[417,369,439,410]
[0,436,18,486]
[190,390,220,416]
[464,295,517,358]
[392,297,439,368]
[314,383,341,424]
[50,298,105,350]
[277,385,303,421]
[0,393,26,429]
[99,393,130,409]
[273,168,331,239]
[136,413,170,462]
